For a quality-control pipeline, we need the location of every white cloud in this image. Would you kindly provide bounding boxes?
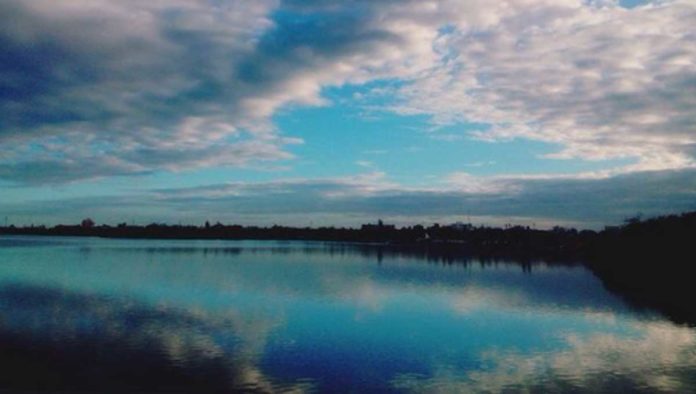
[390,0,696,171]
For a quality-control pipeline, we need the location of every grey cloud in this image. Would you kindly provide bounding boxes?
[0,0,437,184]
[0,158,148,184]
[0,0,284,182]
[6,169,695,227]
[150,169,696,225]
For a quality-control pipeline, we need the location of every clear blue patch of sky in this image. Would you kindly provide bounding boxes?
[275,84,635,186]
[619,0,652,8]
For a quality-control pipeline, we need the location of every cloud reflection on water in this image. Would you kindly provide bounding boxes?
[0,236,694,392]
[392,321,696,393]
[0,284,311,392]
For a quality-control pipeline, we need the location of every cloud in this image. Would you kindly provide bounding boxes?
[390,0,696,171]
[5,168,695,227]
[1,1,694,185]
[0,0,438,184]
[0,0,288,182]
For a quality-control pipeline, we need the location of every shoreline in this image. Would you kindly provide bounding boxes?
[2,211,695,325]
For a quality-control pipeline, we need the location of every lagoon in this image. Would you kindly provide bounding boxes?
[0,236,694,392]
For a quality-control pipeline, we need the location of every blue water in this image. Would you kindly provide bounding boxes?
[0,236,694,392]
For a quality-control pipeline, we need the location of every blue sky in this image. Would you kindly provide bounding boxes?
[1,0,695,228]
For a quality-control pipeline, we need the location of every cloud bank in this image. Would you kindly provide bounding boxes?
[5,169,695,228]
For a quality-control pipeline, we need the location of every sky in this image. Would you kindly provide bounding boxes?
[1,0,695,229]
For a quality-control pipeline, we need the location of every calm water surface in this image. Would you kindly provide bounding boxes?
[0,236,695,393]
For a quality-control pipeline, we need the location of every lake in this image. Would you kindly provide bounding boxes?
[0,235,694,393]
